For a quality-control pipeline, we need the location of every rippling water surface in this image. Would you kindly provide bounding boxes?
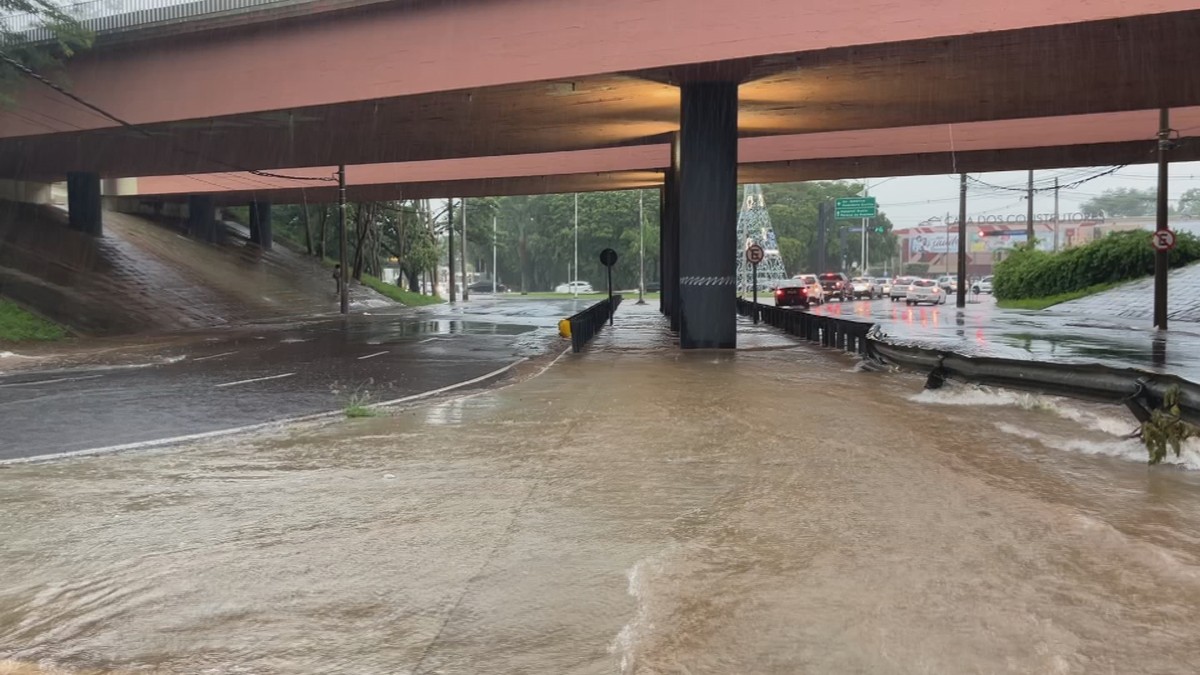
[3,345,1200,673]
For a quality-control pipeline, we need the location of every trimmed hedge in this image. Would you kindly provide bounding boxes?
[993,230,1200,301]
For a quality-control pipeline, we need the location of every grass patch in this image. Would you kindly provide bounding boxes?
[361,274,442,306]
[343,390,379,418]
[995,281,1124,310]
[0,301,68,342]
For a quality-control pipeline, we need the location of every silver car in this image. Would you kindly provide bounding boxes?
[889,276,916,301]
[906,278,947,305]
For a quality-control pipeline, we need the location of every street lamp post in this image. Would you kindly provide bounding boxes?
[573,193,579,298]
[492,215,497,294]
[637,190,646,304]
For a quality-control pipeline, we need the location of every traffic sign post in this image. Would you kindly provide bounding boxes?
[746,244,764,323]
[599,248,619,326]
[835,197,878,219]
[1152,229,1177,252]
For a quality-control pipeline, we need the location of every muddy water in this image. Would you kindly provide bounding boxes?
[3,346,1200,673]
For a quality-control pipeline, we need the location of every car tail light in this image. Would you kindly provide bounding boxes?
[775,289,784,296]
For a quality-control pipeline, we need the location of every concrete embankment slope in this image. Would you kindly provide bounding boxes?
[0,201,391,335]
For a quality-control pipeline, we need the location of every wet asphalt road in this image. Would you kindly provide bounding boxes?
[0,299,583,461]
[803,294,1200,380]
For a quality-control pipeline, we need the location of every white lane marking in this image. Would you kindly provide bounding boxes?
[357,351,389,360]
[419,337,438,343]
[214,372,296,388]
[3,358,528,465]
[0,374,104,388]
[193,351,237,362]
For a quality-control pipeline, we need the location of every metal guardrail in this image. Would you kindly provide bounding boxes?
[568,295,622,353]
[2,0,304,40]
[736,299,1200,425]
[736,298,872,356]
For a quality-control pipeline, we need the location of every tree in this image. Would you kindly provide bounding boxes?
[1178,188,1200,217]
[1,0,91,103]
[1081,187,1158,217]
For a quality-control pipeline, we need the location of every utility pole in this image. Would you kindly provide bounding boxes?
[1155,108,1171,330]
[460,198,468,301]
[446,198,456,302]
[578,189,583,294]
[1026,169,1035,246]
[637,190,646,305]
[1053,177,1060,251]
[338,164,348,314]
[492,215,498,294]
[861,180,869,275]
[957,173,968,308]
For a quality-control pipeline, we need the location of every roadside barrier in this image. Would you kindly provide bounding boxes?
[565,295,623,353]
[736,299,1200,424]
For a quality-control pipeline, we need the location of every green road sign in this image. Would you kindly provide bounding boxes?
[835,197,878,219]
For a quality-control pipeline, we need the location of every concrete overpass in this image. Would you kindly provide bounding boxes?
[2,0,1198,347]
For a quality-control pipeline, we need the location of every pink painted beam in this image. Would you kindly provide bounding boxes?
[132,107,1200,197]
[3,0,1196,137]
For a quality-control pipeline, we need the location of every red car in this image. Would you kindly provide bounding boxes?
[773,280,810,308]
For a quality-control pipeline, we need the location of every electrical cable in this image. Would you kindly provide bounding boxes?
[0,50,338,184]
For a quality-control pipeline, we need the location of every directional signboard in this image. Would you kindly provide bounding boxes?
[835,197,878,219]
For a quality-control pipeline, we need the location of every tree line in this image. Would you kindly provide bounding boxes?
[256,182,898,293]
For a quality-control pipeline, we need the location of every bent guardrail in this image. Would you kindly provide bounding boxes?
[565,295,622,353]
[735,299,1200,424]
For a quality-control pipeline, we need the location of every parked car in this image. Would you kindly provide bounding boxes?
[850,277,878,299]
[875,277,892,296]
[793,274,824,304]
[906,278,947,305]
[972,275,993,294]
[818,272,854,302]
[645,281,661,293]
[889,276,916,301]
[936,275,959,295]
[554,280,595,294]
[467,280,508,293]
[773,279,810,308]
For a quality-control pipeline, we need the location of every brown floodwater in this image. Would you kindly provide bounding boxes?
[3,344,1200,674]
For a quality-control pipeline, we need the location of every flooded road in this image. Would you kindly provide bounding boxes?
[3,331,1200,673]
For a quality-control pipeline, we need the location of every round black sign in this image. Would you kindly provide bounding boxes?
[599,248,619,267]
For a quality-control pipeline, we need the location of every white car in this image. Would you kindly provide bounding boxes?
[906,278,947,305]
[875,278,892,296]
[972,275,994,294]
[793,274,824,304]
[555,281,595,294]
[889,276,916,301]
[850,277,878,299]
[936,275,959,294]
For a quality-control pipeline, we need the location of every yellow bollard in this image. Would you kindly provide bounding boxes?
[558,319,572,339]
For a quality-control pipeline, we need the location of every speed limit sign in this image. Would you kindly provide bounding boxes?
[1152,229,1177,252]
[746,244,765,265]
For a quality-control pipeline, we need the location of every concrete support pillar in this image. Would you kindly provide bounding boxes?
[662,136,681,330]
[678,82,738,349]
[66,172,102,235]
[249,200,272,250]
[188,195,218,242]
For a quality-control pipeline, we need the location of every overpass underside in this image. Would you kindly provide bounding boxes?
[1,3,1198,347]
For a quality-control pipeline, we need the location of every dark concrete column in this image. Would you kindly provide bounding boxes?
[678,82,738,349]
[249,200,273,250]
[66,172,102,235]
[187,195,217,242]
[659,185,666,316]
[662,143,681,329]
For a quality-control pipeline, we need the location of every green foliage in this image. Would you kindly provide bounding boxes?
[1141,386,1196,465]
[994,281,1123,310]
[342,389,378,418]
[361,274,442,306]
[760,182,897,273]
[1179,188,1200,217]
[1,0,92,103]
[1080,187,1160,218]
[902,263,929,276]
[992,230,1200,301]
[0,300,67,341]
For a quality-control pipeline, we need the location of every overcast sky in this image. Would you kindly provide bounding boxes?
[865,161,1200,231]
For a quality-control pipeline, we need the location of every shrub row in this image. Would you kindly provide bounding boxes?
[992,230,1200,301]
